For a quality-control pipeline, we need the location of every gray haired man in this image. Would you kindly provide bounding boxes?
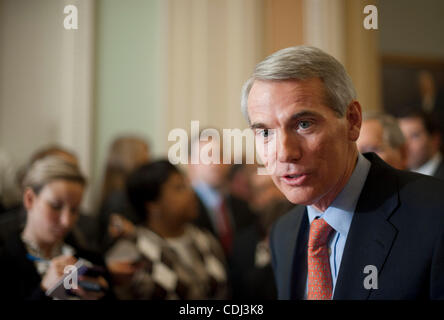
[241,46,444,300]
[357,112,407,170]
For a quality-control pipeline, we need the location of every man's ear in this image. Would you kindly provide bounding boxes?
[431,132,442,153]
[346,101,362,142]
[23,187,36,211]
[399,143,408,170]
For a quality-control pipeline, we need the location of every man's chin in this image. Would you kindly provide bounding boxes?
[281,189,316,206]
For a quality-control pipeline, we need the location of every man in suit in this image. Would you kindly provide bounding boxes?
[398,110,444,180]
[187,130,255,258]
[357,112,407,170]
[240,46,444,299]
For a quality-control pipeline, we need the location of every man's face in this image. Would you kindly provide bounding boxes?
[247,78,360,210]
[189,140,230,189]
[398,117,434,170]
[357,119,406,170]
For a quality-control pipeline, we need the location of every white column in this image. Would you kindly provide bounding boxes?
[165,0,264,139]
[303,0,346,64]
[60,0,95,210]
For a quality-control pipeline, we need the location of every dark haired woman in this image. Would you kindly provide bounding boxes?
[106,160,228,299]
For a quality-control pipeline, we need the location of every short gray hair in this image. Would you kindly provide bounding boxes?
[241,46,357,123]
[362,112,405,149]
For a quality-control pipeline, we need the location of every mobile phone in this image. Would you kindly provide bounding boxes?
[83,266,106,278]
[78,280,103,292]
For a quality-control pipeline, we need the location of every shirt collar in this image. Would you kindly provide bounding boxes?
[192,181,222,210]
[413,152,442,176]
[307,153,371,237]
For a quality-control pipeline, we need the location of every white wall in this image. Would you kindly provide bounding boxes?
[0,0,64,165]
[92,0,165,210]
[0,0,94,209]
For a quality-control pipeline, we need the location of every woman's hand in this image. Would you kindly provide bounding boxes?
[41,255,110,300]
[108,214,136,239]
[41,255,78,291]
[107,260,137,285]
[69,275,109,300]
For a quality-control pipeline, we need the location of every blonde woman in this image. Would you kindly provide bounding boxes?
[0,156,110,300]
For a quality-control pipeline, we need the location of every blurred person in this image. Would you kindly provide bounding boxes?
[97,135,151,252]
[413,70,444,145]
[0,156,111,300]
[398,111,444,179]
[250,166,288,211]
[0,145,95,252]
[227,163,255,204]
[187,130,256,257]
[357,112,407,170]
[14,145,80,193]
[0,149,21,213]
[105,160,228,299]
[418,70,444,115]
[28,145,79,166]
[230,199,293,300]
[242,45,444,299]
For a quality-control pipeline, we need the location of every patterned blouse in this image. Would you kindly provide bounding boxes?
[106,224,229,300]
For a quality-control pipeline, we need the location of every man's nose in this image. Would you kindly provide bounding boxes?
[277,131,302,163]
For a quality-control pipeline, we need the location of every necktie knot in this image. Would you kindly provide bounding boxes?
[308,218,333,249]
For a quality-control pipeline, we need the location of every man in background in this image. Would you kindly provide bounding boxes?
[398,111,444,179]
[0,149,21,213]
[357,112,407,170]
[187,130,255,258]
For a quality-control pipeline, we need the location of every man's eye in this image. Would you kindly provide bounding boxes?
[257,129,270,138]
[298,121,312,130]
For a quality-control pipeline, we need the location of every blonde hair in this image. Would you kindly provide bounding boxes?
[22,156,86,194]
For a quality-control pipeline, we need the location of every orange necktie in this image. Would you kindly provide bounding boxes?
[307,218,334,300]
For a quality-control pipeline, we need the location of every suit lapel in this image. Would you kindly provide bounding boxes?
[274,205,307,299]
[290,211,309,299]
[433,159,444,180]
[333,154,399,300]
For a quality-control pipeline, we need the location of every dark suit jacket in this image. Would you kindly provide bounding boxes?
[193,193,256,241]
[192,191,256,298]
[433,159,444,180]
[270,153,444,300]
[0,233,114,300]
[230,223,277,300]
